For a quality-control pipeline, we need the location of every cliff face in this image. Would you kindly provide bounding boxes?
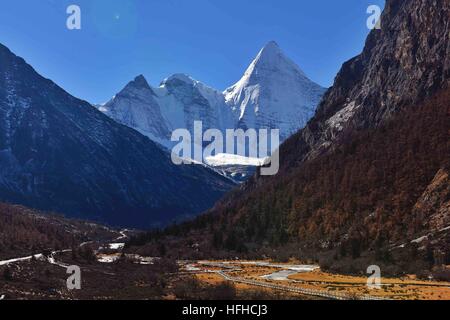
[283,0,449,166]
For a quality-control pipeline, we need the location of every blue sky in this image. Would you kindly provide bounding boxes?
[0,0,384,104]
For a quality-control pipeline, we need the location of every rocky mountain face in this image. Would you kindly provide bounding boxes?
[0,43,234,228]
[224,41,326,141]
[286,0,450,164]
[159,0,450,272]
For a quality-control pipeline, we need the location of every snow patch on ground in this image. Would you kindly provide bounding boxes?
[205,153,269,167]
[261,270,300,281]
[411,236,428,244]
[108,243,125,250]
[97,254,121,263]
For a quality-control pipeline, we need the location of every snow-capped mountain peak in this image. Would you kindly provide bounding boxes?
[98,73,236,148]
[160,73,196,86]
[99,75,171,146]
[98,41,326,165]
[96,42,326,182]
[224,41,326,140]
[246,40,307,79]
[129,74,152,90]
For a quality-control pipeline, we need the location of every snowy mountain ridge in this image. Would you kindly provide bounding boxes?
[224,41,326,141]
[98,41,326,173]
[99,75,172,146]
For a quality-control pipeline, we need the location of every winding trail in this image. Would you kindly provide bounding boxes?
[0,229,129,269]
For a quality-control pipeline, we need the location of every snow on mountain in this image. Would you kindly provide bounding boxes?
[98,42,326,178]
[98,75,172,147]
[99,74,236,149]
[224,41,326,141]
[205,153,269,167]
[155,73,235,136]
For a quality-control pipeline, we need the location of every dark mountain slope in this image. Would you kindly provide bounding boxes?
[0,43,234,228]
[209,88,449,247]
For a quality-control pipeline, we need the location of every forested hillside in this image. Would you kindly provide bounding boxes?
[0,203,116,260]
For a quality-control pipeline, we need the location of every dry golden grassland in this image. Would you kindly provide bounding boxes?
[190,261,450,300]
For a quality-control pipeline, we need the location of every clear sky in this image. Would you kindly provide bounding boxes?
[0,0,384,104]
